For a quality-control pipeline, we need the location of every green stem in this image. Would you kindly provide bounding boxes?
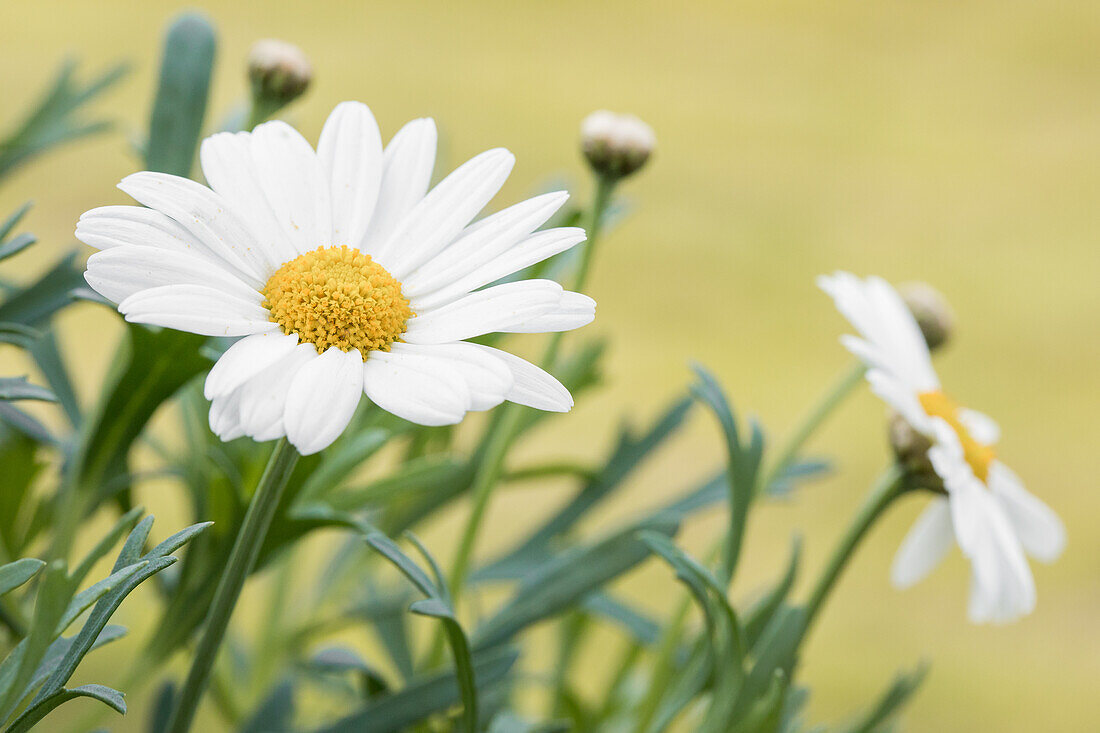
[165,438,299,733]
[444,174,618,601]
[759,361,865,493]
[573,174,616,294]
[802,465,905,635]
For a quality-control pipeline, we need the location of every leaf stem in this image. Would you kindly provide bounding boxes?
[165,438,299,733]
[801,465,905,635]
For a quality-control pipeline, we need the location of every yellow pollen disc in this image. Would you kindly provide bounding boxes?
[917,390,995,482]
[262,245,412,359]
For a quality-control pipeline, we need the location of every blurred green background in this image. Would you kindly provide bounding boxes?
[1,0,1098,730]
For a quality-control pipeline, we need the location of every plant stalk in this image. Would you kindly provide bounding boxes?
[165,438,299,733]
[802,465,905,634]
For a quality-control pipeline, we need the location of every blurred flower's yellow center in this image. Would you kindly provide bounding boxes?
[918,390,995,482]
[262,246,412,359]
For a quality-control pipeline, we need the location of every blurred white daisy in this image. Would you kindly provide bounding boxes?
[78,102,593,455]
[819,271,1065,623]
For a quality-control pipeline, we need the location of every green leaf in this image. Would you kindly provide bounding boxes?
[241,680,295,733]
[0,60,127,180]
[640,531,746,733]
[0,323,39,349]
[5,683,126,732]
[0,203,32,244]
[145,12,216,177]
[0,252,85,328]
[12,519,208,728]
[0,233,36,262]
[74,325,212,508]
[474,516,679,650]
[307,648,388,697]
[0,402,56,445]
[488,712,571,733]
[730,604,805,724]
[836,662,929,733]
[363,531,479,732]
[581,593,662,646]
[0,560,74,724]
[0,377,55,402]
[691,363,764,584]
[313,646,519,733]
[70,507,145,588]
[26,329,82,426]
[764,458,831,499]
[478,395,693,582]
[0,559,44,597]
[297,427,392,503]
[743,537,801,651]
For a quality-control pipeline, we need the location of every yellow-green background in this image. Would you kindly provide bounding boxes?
[2,0,1098,730]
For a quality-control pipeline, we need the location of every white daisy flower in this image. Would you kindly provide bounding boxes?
[818,271,1065,623]
[78,102,594,456]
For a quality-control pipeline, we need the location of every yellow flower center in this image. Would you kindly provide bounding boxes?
[262,245,412,359]
[917,390,995,482]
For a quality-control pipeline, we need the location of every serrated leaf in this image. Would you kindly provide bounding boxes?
[0,559,44,597]
[145,12,216,177]
[0,402,56,445]
[70,507,144,588]
[26,328,81,426]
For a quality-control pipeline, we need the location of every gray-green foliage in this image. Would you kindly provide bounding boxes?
[0,10,931,733]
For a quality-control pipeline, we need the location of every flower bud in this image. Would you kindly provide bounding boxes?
[581,110,655,180]
[887,410,944,493]
[899,281,954,351]
[248,39,312,108]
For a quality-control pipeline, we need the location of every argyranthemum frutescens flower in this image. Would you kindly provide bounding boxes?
[77,102,594,455]
[819,271,1065,623]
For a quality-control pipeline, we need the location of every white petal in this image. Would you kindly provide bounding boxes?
[209,389,246,442]
[467,344,573,412]
[409,227,586,311]
[318,102,383,247]
[958,408,1000,446]
[818,271,939,392]
[249,120,332,255]
[375,148,515,278]
[362,350,470,426]
[947,477,1035,623]
[891,498,954,588]
[283,347,364,455]
[76,206,225,268]
[236,344,318,441]
[988,462,1066,562]
[204,332,300,400]
[499,291,595,333]
[402,280,563,344]
[118,172,275,286]
[389,342,511,412]
[84,246,261,305]
[403,192,571,297]
[359,118,436,256]
[865,368,935,435]
[200,132,299,264]
[119,284,277,337]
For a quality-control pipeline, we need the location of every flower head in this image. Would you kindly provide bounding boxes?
[580,110,655,180]
[819,271,1064,623]
[79,102,594,455]
[899,281,954,351]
